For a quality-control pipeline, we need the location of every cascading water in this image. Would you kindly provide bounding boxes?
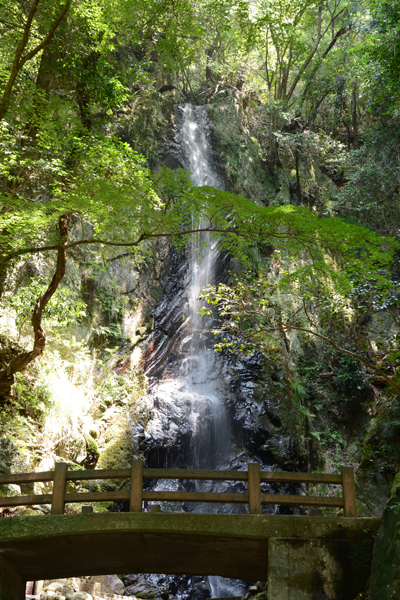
[142,105,231,471]
[130,102,303,600]
[139,105,248,598]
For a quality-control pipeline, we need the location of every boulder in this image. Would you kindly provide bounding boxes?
[124,578,165,598]
[93,596,127,600]
[16,507,41,517]
[40,581,77,600]
[122,575,139,587]
[40,577,129,599]
[88,575,125,596]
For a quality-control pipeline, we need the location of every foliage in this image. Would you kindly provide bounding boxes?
[3,277,86,340]
[2,147,395,277]
[336,124,400,234]
[236,0,351,101]
[361,0,400,117]
[199,267,400,395]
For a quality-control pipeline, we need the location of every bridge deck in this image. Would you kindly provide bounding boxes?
[0,513,380,582]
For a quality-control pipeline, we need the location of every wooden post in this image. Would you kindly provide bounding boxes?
[341,467,357,517]
[130,459,143,512]
[51,462,67,515]
[34,582,44,594]
[248,462,262,514]
[26,582,34,595]
[81,505,93,513]
[150,504,161,513]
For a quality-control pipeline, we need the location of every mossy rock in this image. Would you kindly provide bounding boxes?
[16,508,41,517]
[356,469,392,517]
[83,433,100,468]
[369,476,400,599]
[206,91,280,204]
[98,418,134,491]
[0,437,33,494]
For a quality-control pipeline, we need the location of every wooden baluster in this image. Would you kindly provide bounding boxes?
[51,463,67,515]
[130,460,144,512]
[25,582,34,595]
[34,582,44,595]
[150,504,161,513]
[248,462,262,514]
[341,467,357,517]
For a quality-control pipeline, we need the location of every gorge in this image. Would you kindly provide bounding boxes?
[1,0,400,597]
[136,102,268,600]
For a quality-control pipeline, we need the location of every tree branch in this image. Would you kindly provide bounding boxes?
[0,215,69,400]
[268,323,400,396]
[286,8,346,103]
[0,0,71,120]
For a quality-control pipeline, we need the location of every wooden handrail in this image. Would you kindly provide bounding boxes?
[0,468,343,485]
[0,463,357,517]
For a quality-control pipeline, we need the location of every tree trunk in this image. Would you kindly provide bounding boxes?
[351,84,359,149]
[0,0,71,121]
[206,48,214,82]
[0,216,69,401]
[295,147,302,204]
[343,119,351,150]
[25,44,59,140]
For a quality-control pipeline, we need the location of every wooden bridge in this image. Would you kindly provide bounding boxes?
[0,461,358,516]
[0,463,380,600]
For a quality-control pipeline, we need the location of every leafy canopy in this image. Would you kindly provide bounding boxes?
[1,126,396,301]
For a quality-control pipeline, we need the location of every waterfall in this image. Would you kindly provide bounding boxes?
[142,105,231,471]
[138,105,249,598]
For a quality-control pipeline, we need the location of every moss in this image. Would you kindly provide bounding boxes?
[83,433,100,469]
[206,91,280,204]
[98,420,133,471]
[16,508,41,517]
[97,418,135,491]
[369,486,400,598]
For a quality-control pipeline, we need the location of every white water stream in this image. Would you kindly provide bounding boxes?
[142,105,248,598]
[144,105,231,470]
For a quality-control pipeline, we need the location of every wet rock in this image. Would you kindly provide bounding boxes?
[140,574,208,600]
[123,575,140,587]
[124,578,169,599]
[140,365,230,468]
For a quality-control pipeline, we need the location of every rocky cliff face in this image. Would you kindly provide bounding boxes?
[134,103,300,481]
[1,82,398,599]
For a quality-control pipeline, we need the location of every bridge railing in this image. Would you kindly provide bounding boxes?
[0,463,357,517]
